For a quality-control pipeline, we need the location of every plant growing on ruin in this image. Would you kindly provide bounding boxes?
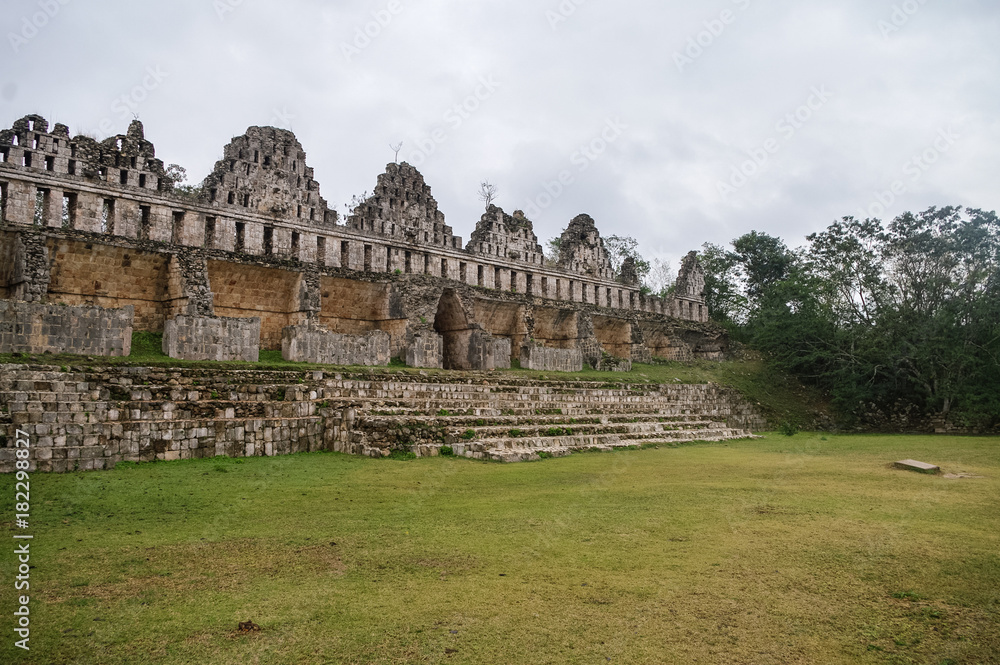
[460,430,475,440]
[439,445,454,456]
[478,180,498,208]
[165,163,203,200]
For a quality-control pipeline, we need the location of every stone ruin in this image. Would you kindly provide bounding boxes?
[0,113,720,371]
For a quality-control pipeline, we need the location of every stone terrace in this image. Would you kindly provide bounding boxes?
[0,365,765,471]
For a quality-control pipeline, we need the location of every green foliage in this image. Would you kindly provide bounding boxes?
[258,349,285,363]
[437,409,451,417]
[710,207,1000,428]
[388,357,407,367]
[698,242,747,328]
[460,429,476,440]
[604,234,651,283]
[536,451,552,459]
[777,421,800,436]
[387,449,417,460]
[438,445,454,456]
[129,331,165,360]
[543,427,573,437]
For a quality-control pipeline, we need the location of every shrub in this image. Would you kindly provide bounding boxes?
[778,420,800,436]
[460,429,476,440]
[439,446,454,456]
[388,450,417,460]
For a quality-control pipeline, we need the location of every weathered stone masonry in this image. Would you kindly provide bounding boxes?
[0,113,718,369]
[0,365,766,472]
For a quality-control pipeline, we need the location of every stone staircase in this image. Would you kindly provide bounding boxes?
[0,365,765,471]
[343,379,763,461]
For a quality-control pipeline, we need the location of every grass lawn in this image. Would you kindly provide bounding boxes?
[2,434,998,664]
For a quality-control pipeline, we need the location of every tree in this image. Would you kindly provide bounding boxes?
[751,207,1000,426]
[604,235,651,284]
[544,236,562,266]
[389,142,403,163]
[697,242,746,326]
[478,180,498,208]
[645,258,675,298]
[731,230,795,311]
[165,163,201,199]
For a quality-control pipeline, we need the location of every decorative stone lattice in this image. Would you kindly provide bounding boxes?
[558,214,613,280]
[348,162,459,248]
[467,206,544,266]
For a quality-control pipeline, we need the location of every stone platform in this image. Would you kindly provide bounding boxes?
[0,364,766,472]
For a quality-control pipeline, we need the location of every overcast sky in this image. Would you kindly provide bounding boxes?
[2,0,997,272]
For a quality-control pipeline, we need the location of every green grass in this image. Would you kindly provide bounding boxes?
[2,434,998,664]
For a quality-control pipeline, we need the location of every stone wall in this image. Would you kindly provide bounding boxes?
[0,113,709,326]
[0,365,770,473]
[0,365,357,472]
[521,344,583,372]
[282,323,390,366]
[406,332,443,369]
[467,329,511,371]
[0,301,132,356]
[162,315,260,362]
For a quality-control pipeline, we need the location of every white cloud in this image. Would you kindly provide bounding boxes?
[1,0,996,264]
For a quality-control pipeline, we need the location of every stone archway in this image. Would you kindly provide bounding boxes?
[433,288,472,369]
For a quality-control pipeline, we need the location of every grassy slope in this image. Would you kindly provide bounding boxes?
[2,434,998,664]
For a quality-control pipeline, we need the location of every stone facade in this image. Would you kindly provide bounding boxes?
[162,315,260,362]
[282,323,390,366]
[521,344,584,372]
[347,162,459,250]
[0,300,132,356]
[558,214,614,281]
[467,206,544,267]
[0,112,716,367]
[405,332,444,369]
[0,365,768,473]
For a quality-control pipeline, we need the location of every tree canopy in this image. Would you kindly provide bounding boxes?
[699,207,1000,427]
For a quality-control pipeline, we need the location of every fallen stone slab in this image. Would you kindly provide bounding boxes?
[893,459,941,474]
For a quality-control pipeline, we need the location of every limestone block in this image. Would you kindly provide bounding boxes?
[521,344,583,373]
[162,315,260,362]
[282,323,389,366]
[893,459,941,474]
[406,332,443,369]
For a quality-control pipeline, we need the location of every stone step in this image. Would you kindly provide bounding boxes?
[355,413,711,428]
[424,426,753,462]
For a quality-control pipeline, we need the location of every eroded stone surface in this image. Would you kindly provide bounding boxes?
[893,459,941,474]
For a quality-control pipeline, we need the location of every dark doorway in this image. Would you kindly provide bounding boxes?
[433,289,471,369]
